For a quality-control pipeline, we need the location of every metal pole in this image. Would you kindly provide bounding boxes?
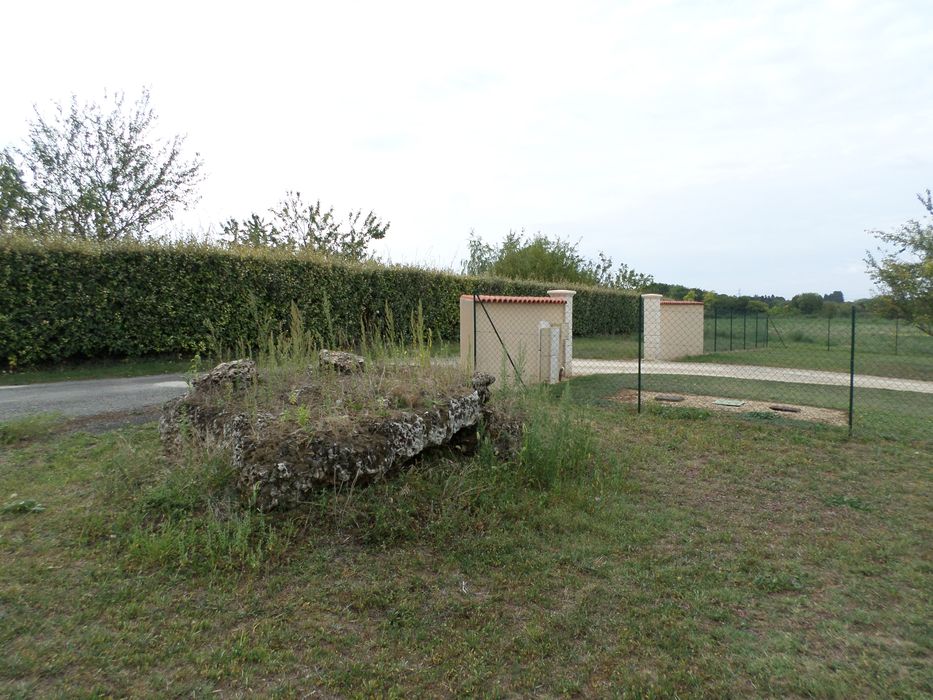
[729,312,734,351]
[476,295,524,387]
[713,308,718,352]
[637,295,643,414]
[472,292,478,370]
[827,316,831,351]
[743,310,747,350]
[848,307,856,436]
[755,312,759,348]
[895,316,899,355]
[770,317,787,348]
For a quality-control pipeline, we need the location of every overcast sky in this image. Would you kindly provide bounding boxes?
[3,0,931,300]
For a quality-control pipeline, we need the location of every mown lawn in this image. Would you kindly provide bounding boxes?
[1,394,930,697]
[688,346,932,382]
[698,314,932,381]
[564,372,933,444]
[571,315,932,384]
[573,334,640,360]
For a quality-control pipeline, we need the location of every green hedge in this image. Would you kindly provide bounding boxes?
[0,238,638,367]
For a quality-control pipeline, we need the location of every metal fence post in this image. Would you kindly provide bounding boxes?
[637,295,643,414]
[848,307,856,436]
[472,291,478,371]
[895,316,899,355]
[713,308,718,352]
[743,310,747,350]
[827,316,831,351]
[729,312,734,351]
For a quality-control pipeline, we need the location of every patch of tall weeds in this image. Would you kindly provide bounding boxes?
[111,303,606,566]
[0,413,61,445]
[84,436,293,575]
[515,388,597,489]
[297,386,607,549]
[89,383,609,569]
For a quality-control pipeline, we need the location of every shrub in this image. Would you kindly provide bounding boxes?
[791,292,824,315]
[788,330,816,343]
[0,236,638,367]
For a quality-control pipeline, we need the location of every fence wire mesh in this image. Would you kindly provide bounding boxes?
[464,293,575,388]
[579,299,931,441]
[473,292,932,443]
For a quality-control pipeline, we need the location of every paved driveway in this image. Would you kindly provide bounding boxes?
[572,360,933,394]
[0,374,189,421]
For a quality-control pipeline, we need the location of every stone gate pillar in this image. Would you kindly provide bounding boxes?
[547,289,576,376]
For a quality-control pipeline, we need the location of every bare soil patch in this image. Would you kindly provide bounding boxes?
[613,389,848,427]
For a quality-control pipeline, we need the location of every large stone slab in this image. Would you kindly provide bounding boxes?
[235,386,489,509]
[160,363,503,511]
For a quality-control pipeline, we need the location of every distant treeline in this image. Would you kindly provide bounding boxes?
[643,282,879,316]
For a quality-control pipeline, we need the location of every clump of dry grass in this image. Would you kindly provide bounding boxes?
[199,301,474,436]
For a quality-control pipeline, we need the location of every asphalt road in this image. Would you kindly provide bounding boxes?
[0,374,189,421]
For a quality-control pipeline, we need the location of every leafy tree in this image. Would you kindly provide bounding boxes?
[823,290,845,303]
[865,190,933,334]
[822,301,853,319]
[465,230,593,283]
[223,191,389,261]
[464,231,654,289]
[588,252,654,290]
[2,89,203,240]
[791,293,824,315]
[0,151,36,231]
[861,294,900,319]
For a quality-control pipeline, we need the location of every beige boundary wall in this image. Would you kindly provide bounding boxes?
[642,294,705,360]
[460,290,575,385]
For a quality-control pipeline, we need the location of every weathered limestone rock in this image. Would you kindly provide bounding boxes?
[159,359,257,453]
[471,372,495,403]
[319,349,365,373]
[479,403,525,460]
[159,395,229,454]
[235,384,492,510]
[191,359,257,393]
[159,360,512,511]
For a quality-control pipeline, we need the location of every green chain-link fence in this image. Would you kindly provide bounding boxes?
[568,298,932,442]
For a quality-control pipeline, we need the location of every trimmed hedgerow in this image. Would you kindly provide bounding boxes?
[0,237,638,367]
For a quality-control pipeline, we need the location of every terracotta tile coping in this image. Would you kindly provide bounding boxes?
[460,294,567,305]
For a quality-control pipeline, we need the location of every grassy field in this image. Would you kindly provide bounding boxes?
[2,388,930,697]
[691,346,933,382]
[573,333,640,360]
[559,373,933,444]
[698,314,932,381]
[571,314,932,383]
